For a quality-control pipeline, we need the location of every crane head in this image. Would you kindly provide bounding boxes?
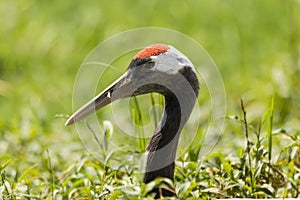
[65,44,198,126]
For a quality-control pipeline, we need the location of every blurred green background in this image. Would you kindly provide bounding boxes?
[0,0,299,192]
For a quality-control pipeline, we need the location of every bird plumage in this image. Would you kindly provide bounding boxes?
[66,44,199,198]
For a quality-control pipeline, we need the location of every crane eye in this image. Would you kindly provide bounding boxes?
[139,61,155,73]
[128,58,152,69]
[136,58,151,66]
[143,61,155,68]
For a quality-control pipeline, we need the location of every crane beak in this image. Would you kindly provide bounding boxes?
[65,72,133,126]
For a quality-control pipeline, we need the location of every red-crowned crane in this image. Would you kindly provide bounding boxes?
[65,44,199,198]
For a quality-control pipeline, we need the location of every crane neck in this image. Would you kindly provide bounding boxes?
[144,67,199,186]
[144,90,197,181]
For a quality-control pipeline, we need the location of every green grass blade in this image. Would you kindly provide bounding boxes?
[267,97,274,164]
[133,96,146,152]
[150,93,158,127]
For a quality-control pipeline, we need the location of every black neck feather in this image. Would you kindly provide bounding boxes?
[143,67,199,197]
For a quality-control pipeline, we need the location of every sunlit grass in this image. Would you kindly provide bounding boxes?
[1,0,300,199]
[1,100,299,199]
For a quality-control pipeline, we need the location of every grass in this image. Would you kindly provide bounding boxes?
[1,100,299,199]
[1,0,300,199]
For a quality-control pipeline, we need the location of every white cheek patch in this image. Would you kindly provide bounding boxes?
[156,63,175,73]
[150,46,195,74]
[150,56,178,74]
